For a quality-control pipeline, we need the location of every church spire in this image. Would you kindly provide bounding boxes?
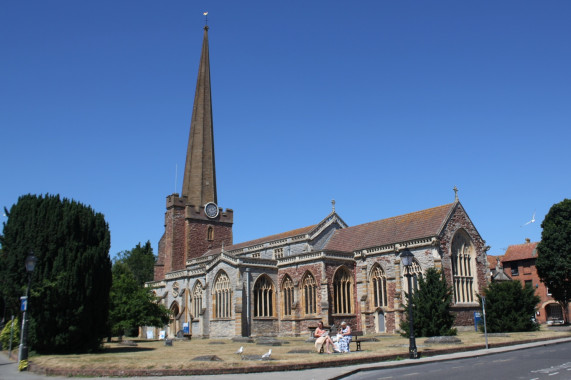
[181,25,217,206]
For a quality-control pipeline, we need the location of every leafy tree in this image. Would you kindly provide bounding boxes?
[0,194,112,353]
[400,268,456,337]
[479,280,540,333]
[0,317,19,349]
[536,199,570,323]
[114,241,156,286]
[108,262,169,338]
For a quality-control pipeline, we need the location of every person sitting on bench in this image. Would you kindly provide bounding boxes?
[337,321,352,353]
[314,321,334,354]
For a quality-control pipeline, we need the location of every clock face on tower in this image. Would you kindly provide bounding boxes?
[204,202,219,219]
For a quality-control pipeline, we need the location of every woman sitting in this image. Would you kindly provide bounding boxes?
[314,321,334,354]
[337,321,352,353]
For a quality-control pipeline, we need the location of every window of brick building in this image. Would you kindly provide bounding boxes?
[281,275,294,317]
[253,275,275,317]
[302,272,317,315]
[371,265,387,308]
[525,280,533,288]
[511,263,519,276]
[333,266,354,314]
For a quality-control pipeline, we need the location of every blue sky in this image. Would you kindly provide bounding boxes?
[1,1,569,259]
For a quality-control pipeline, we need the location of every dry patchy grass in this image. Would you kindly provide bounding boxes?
[26,327,570,373]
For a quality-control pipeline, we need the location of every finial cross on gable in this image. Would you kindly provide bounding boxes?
[332,199,336,212]
[453,186,459,201]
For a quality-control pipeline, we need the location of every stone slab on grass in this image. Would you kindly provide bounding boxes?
[192,355,223,361]
[424,336,462,344]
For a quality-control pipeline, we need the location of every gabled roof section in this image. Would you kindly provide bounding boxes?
[200,211,347,257]
[202,224,316,257]
[325,203,456,252]
[502,241,539,262]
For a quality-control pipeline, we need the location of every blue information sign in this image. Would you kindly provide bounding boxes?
[20,296,28,311]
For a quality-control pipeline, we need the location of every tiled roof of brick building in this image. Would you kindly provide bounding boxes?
[487,255,501,270]
[324,203,456,252]
[202,224,316,256]
[502,241,538,262]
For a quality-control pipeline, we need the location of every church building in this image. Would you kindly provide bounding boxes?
[147,26,490,338]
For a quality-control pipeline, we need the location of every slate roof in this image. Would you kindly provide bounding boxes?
[324,203,456,252]
[202,224,316,256]
[502,241,539,262]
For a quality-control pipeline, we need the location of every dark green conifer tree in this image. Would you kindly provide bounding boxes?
[0,194,112,353]
[114,241,155,286]
[400,267,457,337]
[479,280,540,332]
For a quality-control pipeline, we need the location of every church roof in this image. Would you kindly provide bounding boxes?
[324,203,456,252]
[502,241,538,262]
[202,224,317,256]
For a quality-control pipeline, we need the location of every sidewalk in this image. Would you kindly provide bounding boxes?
[2,337,571,380]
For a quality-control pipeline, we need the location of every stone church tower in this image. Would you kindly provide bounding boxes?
[154,26,233,281]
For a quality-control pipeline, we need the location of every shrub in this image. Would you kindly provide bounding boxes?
[479,280,540,333]
[0,318,20,349]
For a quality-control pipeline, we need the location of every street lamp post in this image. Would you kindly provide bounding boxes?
[400,249,419,359]
[18,253,38,368]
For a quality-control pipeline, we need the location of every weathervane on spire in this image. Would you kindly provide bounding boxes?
[203,12,208,27]
[453,186,459,201]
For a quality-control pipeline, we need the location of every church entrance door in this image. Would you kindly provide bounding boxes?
[376,311,385,333]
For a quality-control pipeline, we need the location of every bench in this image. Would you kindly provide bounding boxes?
[351,331,363,351]
[318,330,364,353]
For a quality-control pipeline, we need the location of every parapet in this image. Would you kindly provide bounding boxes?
[185,204,234,223]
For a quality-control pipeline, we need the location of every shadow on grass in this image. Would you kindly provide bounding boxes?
[102,346,156,354]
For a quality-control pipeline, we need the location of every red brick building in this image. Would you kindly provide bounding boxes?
[500,239,566,324]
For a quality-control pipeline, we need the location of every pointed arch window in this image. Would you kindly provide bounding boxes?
[213,271,232,319]
[402,259,422,295]
[302,272,317,315]
[371,265,387,308]
[451,230,477,303]
[281,275,294,317]
[333,266,354,314]
[253,275,275,317]
[192,281,203,319]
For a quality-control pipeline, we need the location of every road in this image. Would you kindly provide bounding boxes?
[343,341,571,380]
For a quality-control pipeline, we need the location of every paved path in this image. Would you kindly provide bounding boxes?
[2,337,571,380]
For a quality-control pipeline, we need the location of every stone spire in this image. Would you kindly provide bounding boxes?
[181,25,217,206]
